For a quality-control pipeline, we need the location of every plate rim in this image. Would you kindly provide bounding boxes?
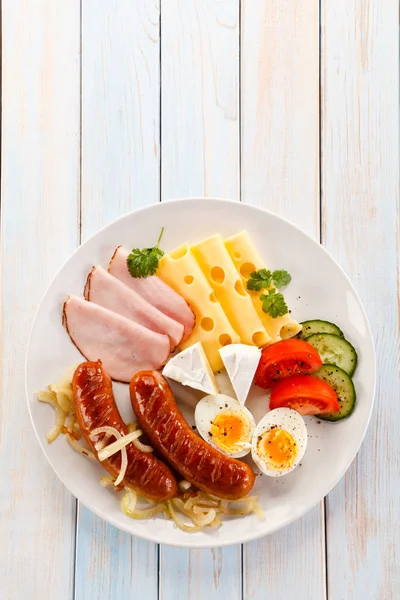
[25,197,377,548]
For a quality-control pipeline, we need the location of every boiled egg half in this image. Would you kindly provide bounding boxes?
[194,394,256,458]
[251,408,307,477]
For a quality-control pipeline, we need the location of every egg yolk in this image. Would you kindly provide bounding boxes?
[210,410,251,454]
[257,427,298,471]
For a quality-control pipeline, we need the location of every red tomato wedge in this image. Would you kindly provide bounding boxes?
[254,339,323,389]
[270,375,340,415]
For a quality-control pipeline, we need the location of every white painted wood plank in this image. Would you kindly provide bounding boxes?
[75,2,160,598]
[81,0,161,233]
[241,2,325,599]
[241,0,320,238]
[0,1,80,598]
[161,0,239,201]
[322,2,400,598]
[159,547,242,600]
[160,1,241,597]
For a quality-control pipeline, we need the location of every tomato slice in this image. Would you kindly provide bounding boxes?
[254,339,323,389]
[270,375,340,415]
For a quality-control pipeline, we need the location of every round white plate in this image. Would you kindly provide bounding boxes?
[26,198,376,548]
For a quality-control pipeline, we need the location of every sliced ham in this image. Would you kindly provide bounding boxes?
[84,266,184,350]
[63,295,170,382]
[108,246,195,340]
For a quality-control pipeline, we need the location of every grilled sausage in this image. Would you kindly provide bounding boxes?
[72,361,178,501]
[130,371,256,500]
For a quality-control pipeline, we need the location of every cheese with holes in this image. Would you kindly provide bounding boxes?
[191,235,270,347]
[225,231,302,343]
[163,342,219,395]
[219,344,261,405]
[157,245,239,371]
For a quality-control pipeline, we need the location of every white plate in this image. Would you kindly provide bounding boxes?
[25,198,376,548]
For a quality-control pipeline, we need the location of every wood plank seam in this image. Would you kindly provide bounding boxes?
[319,1,329,598]
[158,2,162,596]
[72,1,83,597]
[239,3,243,597]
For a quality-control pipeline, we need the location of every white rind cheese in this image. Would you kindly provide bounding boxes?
[163,342,219,395]
[219,344,261,405]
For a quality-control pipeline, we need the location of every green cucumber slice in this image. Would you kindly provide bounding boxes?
[313,364,356,421]
[305,333,357,376]
[298,319,344,340]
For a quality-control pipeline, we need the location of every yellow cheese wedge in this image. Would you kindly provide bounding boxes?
[225,231,302,343]
[191,234,270,347]
[157,244,240,371]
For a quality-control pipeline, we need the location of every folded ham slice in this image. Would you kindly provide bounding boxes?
[108,246,195,340]
[63,295,170,382]
[84,266,184,350]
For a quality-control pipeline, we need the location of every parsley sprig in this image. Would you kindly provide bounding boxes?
[260,290,289,318]
[247,268,292,318]
[247,268,292,291]
[127,228,165,278]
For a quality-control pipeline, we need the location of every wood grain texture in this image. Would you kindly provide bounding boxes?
[3,0,399,597]
[0,1,80,598]
[160,0,241,597]
[81,0,161,235]
[74,2,160,598]
[241,0,320,238]
[75,515,158,600]
[161,0,239,201]
[241,2,326,599]
[322,1,400,599]
[159,547,242,600]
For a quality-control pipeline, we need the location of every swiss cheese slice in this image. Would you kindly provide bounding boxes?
[157,244,240,371]
[225,231,302,343]
[191,235,270,347]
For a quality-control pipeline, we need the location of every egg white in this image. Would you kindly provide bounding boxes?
[194,394,256,458]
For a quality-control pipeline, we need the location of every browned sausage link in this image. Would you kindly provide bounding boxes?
[72,361,178,501]
[130,371,256,500]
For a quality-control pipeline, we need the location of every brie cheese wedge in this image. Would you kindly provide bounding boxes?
[163,342,219,395]
[219,344,261,405]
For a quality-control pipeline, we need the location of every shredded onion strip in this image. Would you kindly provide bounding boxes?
[179,480,192,492]
[46,406,66,442]
[91,426,146,487]
[100,476,116,487]
[166,500,202,533]
[94,432,112,452]
[91,426,127,486]
[133,438,154,453]
[127,421,153,453]
[37,366,78,443]
[91,426,121,438]
[66,434,95,459]
[37,390,58,408]
[97,430,142,461]
[121,489,166,520]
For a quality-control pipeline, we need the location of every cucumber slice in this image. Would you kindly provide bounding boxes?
[298,319,344,340]
[313,364,356,421]
[305,333,357,377]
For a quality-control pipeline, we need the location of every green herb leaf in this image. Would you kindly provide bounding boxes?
[272,269,292,288]
[246,269,272,291]
[260,291,289,318]
[126,228,165,278]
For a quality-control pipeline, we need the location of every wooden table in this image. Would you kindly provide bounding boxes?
[1,1,399,598]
